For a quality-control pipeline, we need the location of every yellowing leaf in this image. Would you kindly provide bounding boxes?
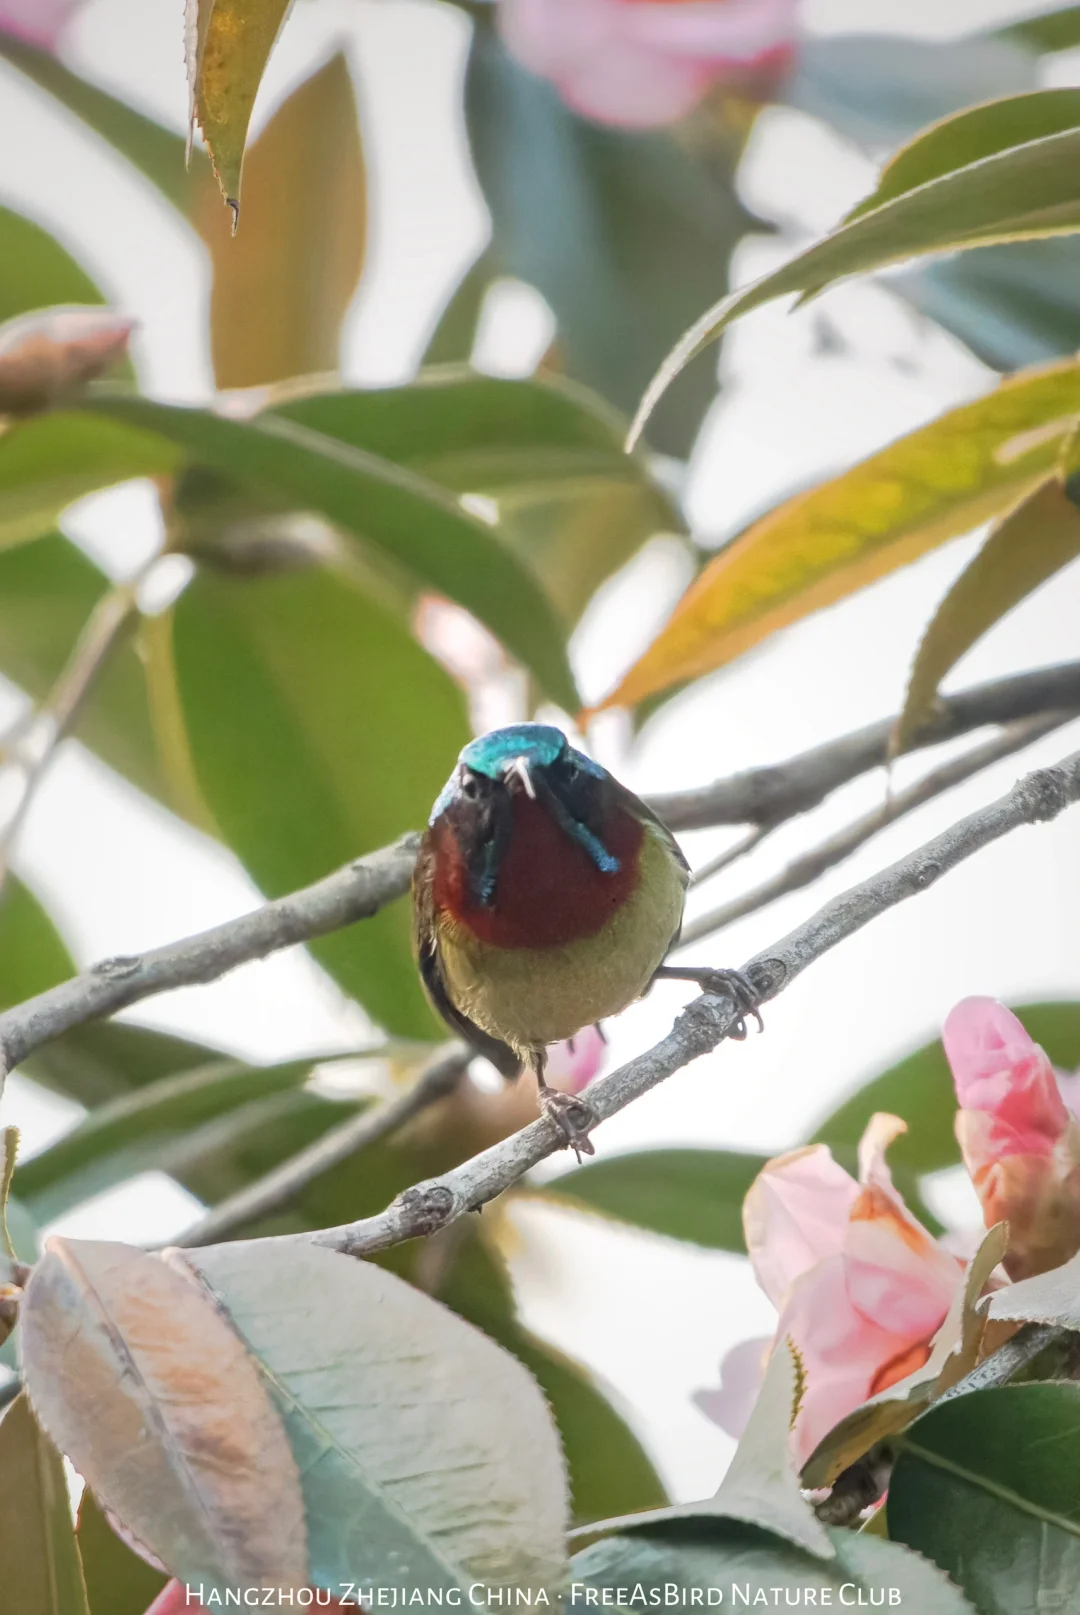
[194,52,365,388]
[896,478,1080,751]
[20,1238,308,1600]
[596,359,1080,712]
[187,0,295,221]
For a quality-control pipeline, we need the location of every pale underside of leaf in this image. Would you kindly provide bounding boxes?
[988,1245,1080,1331]
[20,1238,308,1598]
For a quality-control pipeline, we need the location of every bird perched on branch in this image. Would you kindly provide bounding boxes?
[413,724,760,1158]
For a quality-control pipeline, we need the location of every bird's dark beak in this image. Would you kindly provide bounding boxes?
[501,755,536,799]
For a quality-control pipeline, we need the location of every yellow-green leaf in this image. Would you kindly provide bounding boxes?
[597,358,1080,712]
[0,1396,90,1615]
[896,477,1080,750]
[194,51,365,387]
[187,0,295,221]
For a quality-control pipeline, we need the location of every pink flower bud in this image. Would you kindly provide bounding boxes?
[0,0,85,50]
[0,307,134,417]
[544,1023,607,1094]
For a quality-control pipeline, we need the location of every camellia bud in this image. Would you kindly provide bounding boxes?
[0,307,134,418]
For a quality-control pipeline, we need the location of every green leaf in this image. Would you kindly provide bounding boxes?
[87,397,578,708]
[0,37,198,212]
[897,478,1080,749]
[1003,6,1080,55]
[76,1492,167,1615]
[465,21,757,457]
[538,1148,769,1251]
[171,563,466,1036]
[810,1000,1080,1177]
[0,1127,17,1261]
[0,875,74,1008]
[604,358,1080,712]
[422,251,495,366]
[0,412,179,549]
[193,52,365,389]
[183,1238,569,1596]
[0,205,104,326]
[187,0,295,219]
[631,113,1080,446]
[889,1384,1080,1614]
[0,1396,90,1615]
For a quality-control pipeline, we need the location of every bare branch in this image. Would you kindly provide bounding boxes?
[688,825,771,888]
[679,712,1076,947]
[276,751,1080,1262]
[649,659,1080,831]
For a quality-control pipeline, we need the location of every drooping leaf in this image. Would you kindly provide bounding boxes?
[86,396,578,708]
[896,479,1080,750]
[888,1384,1080,1614]
[809,1001,1080,1177]
[0,205,104,327]
[602,359,1080,711]
[630,113,1080,446]
[77,1491,167,1615]
[182,1238,569,1596]
[194,52,365,388]
[465,20,757,457]
[537,1148,769,1251]
[171,563,466,1036]
[20,1239,308,1600]
[0,1395,90,1615]
[187,0,295,220]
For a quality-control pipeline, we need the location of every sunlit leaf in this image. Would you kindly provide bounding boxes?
[20,1238,307,1600]
[0,205,103,326]
[897,479,1080,750]
[602,360,1080,711]
[187,0,295,220]
[194,52,364,388]
[0,1396,89,1615]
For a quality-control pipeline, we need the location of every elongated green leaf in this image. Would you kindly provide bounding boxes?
[889,1384,1080,1613]
[21,1239,308,1601]
[88,397,578,707]
[422,250,495,366]
[20,1022,229,1110]
[1004,6,1080,55]
[0,1396,89,1615]
[0,37,198,212]
[603,359,1080,710]
[631,119,1080,447]
[188,0,295,218]
[195,53,365,388]
[538,1148,769,1251]
[0,206,103,326]
[809,1001,1080,1176]
[897,479,1080,748]
[172,563,465,1035]
[0,875,73,1008]
[184,1238,569,1596]
[77,1492,167,1615]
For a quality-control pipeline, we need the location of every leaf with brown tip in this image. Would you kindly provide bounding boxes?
[0,1395,89,1615]
[187,0,296,221]
[19,1238,307,1602]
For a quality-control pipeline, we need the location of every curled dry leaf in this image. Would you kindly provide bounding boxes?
[19,1238,308,1601]
[0,308,133,418]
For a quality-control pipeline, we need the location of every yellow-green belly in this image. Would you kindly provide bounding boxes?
[434,823,686,1054]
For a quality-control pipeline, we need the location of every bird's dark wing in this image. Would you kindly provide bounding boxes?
[609,776,690,878]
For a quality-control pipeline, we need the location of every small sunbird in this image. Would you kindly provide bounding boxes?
[413,724,760,1159]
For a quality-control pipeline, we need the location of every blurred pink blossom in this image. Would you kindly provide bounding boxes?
[545,1023,607,1094]
[499,0,799,128]
[696,1116,962,1465]
[0,0,84,49]
[944,997,1080,1280]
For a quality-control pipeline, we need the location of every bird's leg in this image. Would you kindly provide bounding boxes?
[652,965,764,1040]
[531,1047,596,1162]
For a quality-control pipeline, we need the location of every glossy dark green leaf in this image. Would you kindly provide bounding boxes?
[808,1001,1080,1176]
[172,563,466,1036]
[465,21,756,457]
[88,396,577,708]
[539,1148,769,1251]
[889,1384,1080,1613]
[76,1491,167,1615]
[0,205,103,326]
[0,1395,89,1615]
[0,36,199,212]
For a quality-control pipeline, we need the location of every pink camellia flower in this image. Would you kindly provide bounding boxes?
[696,1115,963,1465]
[498,0,799,129]
[0,0,85,49]
[545,1022,607,1095]
[943,997,1080,1281]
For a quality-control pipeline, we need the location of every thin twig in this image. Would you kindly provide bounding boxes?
[679,712,1076,947]
[267,751,1080,1261]
[689,825,771,888]
[649,659,1080,831]
[177,1044,470,1248]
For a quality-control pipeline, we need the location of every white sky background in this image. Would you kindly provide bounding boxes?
[2,0,1080,1500]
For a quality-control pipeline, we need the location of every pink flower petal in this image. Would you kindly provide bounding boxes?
[943,998,1069,1157]
[0,0,84,49]
[544,1024,607,1094]
[743,1145,859,1310]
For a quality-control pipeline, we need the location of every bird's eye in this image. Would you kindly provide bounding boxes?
[460,772,480,800]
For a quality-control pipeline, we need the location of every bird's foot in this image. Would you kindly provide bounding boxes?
[652,965,764,1040]
[537,1085,597,1163]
